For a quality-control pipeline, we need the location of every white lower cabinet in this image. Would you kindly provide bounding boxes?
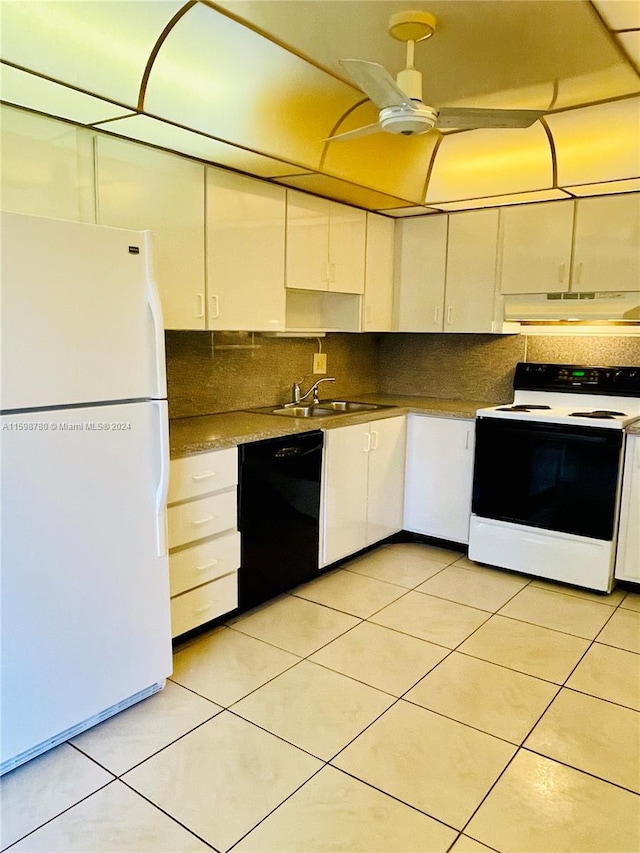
[321,416,406,567]
[168,447,239,637]
[615,435,640,583]
[404,414,475,544]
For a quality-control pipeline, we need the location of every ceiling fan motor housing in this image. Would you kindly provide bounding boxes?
[380,104,438,135]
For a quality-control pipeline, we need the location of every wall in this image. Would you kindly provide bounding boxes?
[376,333,640,404]
[525,335,640,368]
[166,331,379,418]
[167,331,640,417]
[375,334,526,403]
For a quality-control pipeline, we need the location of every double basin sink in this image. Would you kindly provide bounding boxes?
[251,401,388,419]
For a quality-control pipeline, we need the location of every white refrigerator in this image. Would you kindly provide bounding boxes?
[0,211,172,776]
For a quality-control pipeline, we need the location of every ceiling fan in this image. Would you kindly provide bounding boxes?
[327,11,545,142]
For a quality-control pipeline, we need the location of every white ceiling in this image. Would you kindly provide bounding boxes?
[0,1,639,211]
[216,0,638,110]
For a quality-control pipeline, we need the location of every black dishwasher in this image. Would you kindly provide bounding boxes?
[238,431,323,611]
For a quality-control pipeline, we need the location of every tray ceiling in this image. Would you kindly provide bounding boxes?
[1,0,639,212]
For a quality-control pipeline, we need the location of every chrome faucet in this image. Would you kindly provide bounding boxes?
[290,376,336,405]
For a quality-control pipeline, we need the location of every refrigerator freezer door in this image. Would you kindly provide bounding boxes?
[0,212,166,411]
[0,402,172,770]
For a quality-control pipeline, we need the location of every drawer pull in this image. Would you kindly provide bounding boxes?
[191,471,216,481]
[191,515,217,526]
[194,602,216,614]
[196,559,218,572]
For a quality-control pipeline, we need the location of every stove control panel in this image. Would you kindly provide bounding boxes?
[514,363,640,396]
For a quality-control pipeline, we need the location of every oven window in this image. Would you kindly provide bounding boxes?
[472,418,624,541]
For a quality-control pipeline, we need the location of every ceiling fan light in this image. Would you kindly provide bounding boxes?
[380,105,437,135]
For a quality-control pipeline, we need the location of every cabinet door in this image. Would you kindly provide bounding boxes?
[0,105,95,223]
[366,417,406,546]
[572,194,640,293]
[363,213,395,331]
[404,415,475,544]
[445,209,499,332]
[328,201,366,294]
[498,201,574,294]
[96,136,206,330]
[206,168,286,330]
[321,423,370,566]
[394,215,447,331]
[286,190,330,291]
[615,435,640,583]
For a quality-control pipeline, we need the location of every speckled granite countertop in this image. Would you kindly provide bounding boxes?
[169,395,495,458]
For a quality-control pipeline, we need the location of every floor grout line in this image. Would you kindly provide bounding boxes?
[6,542,639,853]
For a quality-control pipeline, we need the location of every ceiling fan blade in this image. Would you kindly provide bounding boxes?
[324,122,383,143]
[436,107,545,130]
[340,59,413,109]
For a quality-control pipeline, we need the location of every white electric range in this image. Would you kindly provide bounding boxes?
[469,362,640,592]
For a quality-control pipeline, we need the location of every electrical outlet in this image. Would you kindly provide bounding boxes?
[313,353,327,374]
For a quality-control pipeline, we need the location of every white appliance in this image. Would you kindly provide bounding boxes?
[469,362,640,592]
[0,211,172,776]
[503,291,640,322]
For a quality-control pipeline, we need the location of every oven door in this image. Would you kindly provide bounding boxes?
[472,417,624,541]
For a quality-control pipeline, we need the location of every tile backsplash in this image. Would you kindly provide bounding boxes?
[166,331,379,418]
[376,334,526,403]
[525,335,640,368]
[166,330,640,418]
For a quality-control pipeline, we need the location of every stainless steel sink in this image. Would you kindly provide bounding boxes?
[249,401,388,419]
[268,406,336,418]
[319,401,382,412]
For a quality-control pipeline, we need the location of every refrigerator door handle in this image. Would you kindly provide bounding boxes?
[153,400,170,557]
[142,231,168,399]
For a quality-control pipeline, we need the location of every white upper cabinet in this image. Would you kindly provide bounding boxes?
[394,215,448,332]
[394,211,500,333]
[206,167,286,331]
[0,105,95,223]
[498,201,574,295]
[498,193,640,296]
[96,136,206,330]
[445,209,499,332]
[328,201,367,294]
[362,213,395,332]
[572,194,640,293]
[286,190,365,294]
[286,191,329,291]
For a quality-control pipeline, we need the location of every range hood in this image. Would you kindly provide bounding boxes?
[504,292,640,323]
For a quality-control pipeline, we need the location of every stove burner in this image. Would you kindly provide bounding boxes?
[496,404,552,412]
[569,410,627,419]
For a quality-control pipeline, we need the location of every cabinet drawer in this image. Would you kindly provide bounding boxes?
[168,490,237,549]
[170,572,238,637]
[168,448,238,504]
[170,531,240,597]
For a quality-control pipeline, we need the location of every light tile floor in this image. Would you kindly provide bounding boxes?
[2,542,640,853]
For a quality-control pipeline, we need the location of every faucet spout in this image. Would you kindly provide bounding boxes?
[291,376,336,405]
